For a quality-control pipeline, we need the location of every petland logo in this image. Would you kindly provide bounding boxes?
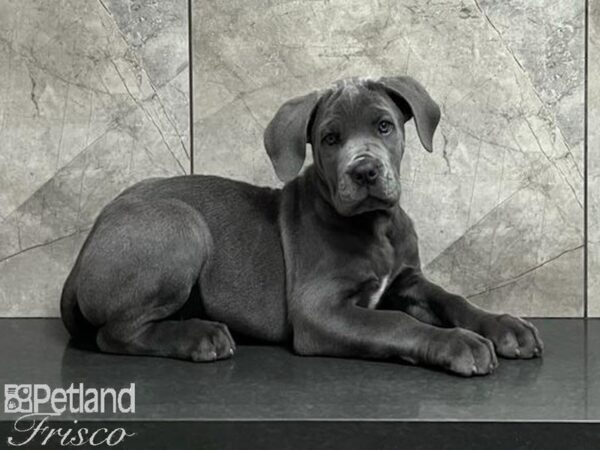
[4,383,136,447]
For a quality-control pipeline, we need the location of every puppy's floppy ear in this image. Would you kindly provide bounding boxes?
[264,91,320,182]
[377,76,441,152]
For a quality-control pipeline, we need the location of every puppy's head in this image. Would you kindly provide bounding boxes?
[264,76,440,216]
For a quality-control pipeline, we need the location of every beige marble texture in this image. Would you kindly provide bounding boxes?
[589,0,600,317]
[0,0,189,316]
[193,0,584,316]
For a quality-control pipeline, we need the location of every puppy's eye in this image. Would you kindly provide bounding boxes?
[323,133,339,146]
[378,120,394,135]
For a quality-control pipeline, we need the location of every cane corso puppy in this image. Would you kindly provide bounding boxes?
[61,76,543,376]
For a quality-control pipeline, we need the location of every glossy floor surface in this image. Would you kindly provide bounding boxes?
[0,319,598,421]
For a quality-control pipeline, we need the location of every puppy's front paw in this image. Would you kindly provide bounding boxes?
[478,314,543,359]
[429,328,498,377]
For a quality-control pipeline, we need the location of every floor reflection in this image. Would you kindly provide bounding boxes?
[0,319,591,421]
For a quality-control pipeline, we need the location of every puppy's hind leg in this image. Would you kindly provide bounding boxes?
[94,267,236,361]
[77,198,235,362]
[97,317,236,362]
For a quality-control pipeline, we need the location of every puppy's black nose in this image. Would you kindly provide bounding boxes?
[350,158,380,186]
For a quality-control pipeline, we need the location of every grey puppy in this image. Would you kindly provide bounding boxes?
[61,76,543,376]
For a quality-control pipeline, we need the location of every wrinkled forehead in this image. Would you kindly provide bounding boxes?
[315,80,402,129]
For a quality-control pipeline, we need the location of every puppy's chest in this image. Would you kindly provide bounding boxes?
[358,274,391,309]
[344,224,398,309]
[353,246,395,309]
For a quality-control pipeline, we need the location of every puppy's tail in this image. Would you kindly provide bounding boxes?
[60,269,96,344]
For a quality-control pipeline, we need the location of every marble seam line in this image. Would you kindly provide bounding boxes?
[97,0,190,160]
[109,59,187,174]
[0,228,88,265]
[466,244,584,299]
[1,56,190,225]
[0,126,115,223]
[524,116,583,209]
[0,42,190,222]
[473,0,584,182]
[425,162,554,269]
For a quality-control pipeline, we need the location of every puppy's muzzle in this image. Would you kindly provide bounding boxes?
[347,155,382,187]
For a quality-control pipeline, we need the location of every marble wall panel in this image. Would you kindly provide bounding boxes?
[0,0,189,316]
[588,0,600,317]
[0,0,586,317]
[193,0,585,316]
